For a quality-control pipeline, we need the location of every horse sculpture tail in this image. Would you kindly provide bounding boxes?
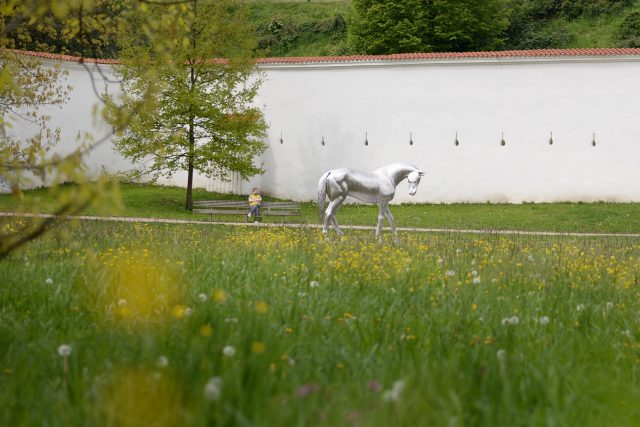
[317,171,331,223]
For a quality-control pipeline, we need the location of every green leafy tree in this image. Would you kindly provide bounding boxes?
[349,0,510,54]
[107,0,267,210]
[615,10,640,48]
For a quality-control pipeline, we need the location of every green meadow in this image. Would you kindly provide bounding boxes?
[1,217,640,426]
[1,183,640,233]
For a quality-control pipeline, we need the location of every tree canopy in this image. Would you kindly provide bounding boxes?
[106,0,267,210]
[349,0,511,54]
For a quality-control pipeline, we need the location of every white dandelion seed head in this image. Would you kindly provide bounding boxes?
[502,316,520,326]
[117,299,127,307]
[204,376,223,401]
[45,278,53,285]
[539,316,550,325]
[606,302,614,310]
[224,317,238,323]
[382,379,406,402]
[456,248,462,254]
[436,258,444,265]
[446,270,456,277]
[184,307,193,317]
[198,293,207,302]
[298,291,307,297]
[577,304,586,312]
[222,346,236,357]
[310,280,319,288]
[496,349,507,362]
[157,356,169,368]
[472,277,481,284]
[471,270,478,277]
[57,344,72,357]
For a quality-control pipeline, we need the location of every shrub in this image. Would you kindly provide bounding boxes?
[560,0,634,19]
[615,10,640,47]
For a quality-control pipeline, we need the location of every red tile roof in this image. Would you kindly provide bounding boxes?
[10,48,640,65]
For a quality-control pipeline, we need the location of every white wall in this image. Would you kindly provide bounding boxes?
[10,53,640,203]
[258,56,640,203]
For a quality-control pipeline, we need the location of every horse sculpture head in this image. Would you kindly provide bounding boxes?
[407,169,425,196]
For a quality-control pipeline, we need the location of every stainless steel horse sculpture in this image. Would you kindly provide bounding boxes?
[317,162,425,243]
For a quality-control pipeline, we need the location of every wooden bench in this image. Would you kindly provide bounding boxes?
[192,200,301,223]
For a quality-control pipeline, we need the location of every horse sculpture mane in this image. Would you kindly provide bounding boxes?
[317,162,424,243]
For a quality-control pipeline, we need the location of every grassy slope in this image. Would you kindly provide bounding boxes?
[1,183,639,233]
[247,0,351,57]
[249,0,640,57]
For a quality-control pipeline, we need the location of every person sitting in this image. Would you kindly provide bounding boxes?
[248,188,262,221]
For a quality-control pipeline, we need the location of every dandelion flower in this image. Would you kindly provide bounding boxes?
[200,324,214,337]
[204,377,223,401]
[57,344,72,357]
[251,341,266,354]
[222,346,236,357]
[255,301,268,314]
[212,289,227,303]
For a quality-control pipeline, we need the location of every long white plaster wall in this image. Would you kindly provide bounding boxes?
[258,56,640,203]
[9,54,640,202]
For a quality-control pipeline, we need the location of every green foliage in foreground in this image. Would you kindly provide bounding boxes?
[1,183,640,233]
[1,221,640,426]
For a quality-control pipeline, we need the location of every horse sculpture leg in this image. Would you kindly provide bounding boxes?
[325,194,347,236]
[375,200,388,241]
[384,205,399,245]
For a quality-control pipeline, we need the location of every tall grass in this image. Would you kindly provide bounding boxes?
[1,220,640,426]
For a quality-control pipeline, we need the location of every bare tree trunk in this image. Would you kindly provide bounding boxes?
[186,9,197,211]
[186,119,195,210]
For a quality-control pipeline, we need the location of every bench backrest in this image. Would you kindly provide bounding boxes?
[193,200,300,216]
